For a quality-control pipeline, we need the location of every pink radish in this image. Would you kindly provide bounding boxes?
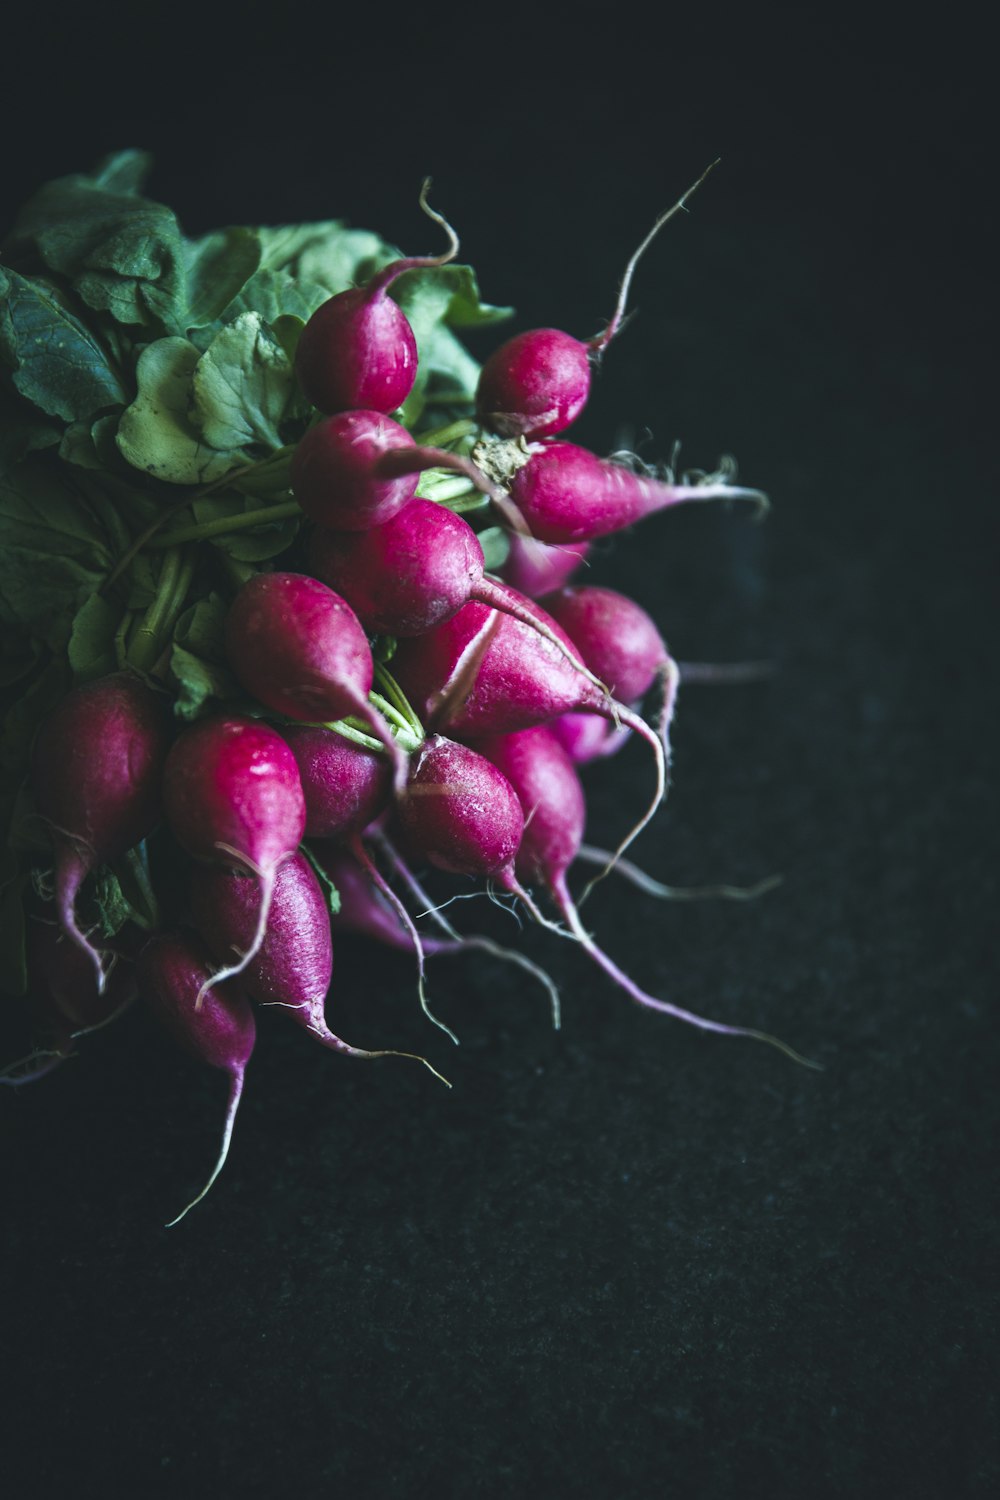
[224,572,407,788]
[162,715,306,1002]
[190,853,449,1078]
[30,670,169,993]
[551,712,633,764]
[290,409,419,532]
[294,179,459,416]
[138,928,256,1225]
[475,726,815,1065]
[539,584,669,705]
[280,725,393,840]
[499,533,590,598]
[507,443,768,545]
[307,499,604,662]
[476,164,718,440]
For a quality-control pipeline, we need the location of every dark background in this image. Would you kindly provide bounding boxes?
[2,20,996,1499]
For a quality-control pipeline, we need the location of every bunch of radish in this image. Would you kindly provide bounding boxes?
[3,165,813,1226]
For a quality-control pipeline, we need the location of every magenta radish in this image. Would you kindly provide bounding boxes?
[507,442,768,546]
[307,499,602,666]
[137,928,256,1225]
[162,715,306,1001]
[223,572,407,788]
[190,852,449,1076]
[475,726,815,1065]
[29,671,169,992]
[499,533,590,599]
[294,180,459,416]
[539,585,668,705]
[551,712,633,764]
[476,164,718,440]
[280,726,393,840]
[290,410,419,531]
[390,586,666,870]
[395,735,557,934]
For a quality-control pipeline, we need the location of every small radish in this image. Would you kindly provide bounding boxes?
[290,409,419,532]
[551,712,633,764]
[395,735,556,933]
[539,584,669,706]
[162,715,306,1002]
[476,164,717,440]
[499,533,590,598]
[280,726,393,841]
[137,928,256,1226]
[294,179,459,416]
[307,499,603,669]
[224,572,407,788]
[475,725,815,1065]
[30,670,169,993]
[190,853,448,1078]
[390,586,667,872]
[507,443,768,545]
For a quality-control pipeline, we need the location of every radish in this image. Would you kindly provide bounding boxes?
[190,853,449,1078]
[551,712,633,764]
[507,443,768,545]
[224,572,408,789]
[280,725,392,841]
[137,928,256,1225]
[30,671,170,993]
[475,726,815,1065]
[290,409,419,532]
[476,164,717,440]
[307,499,603,665]
[395,735,556,933]
[539,584,669,706]
[390,586,667,871]
[294,179,459,416]
[499,533,590,599]
[162,715,306,1002]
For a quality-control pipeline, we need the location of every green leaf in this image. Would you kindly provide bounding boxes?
[0,459,114,651]
[188,489,301,561]
[214,267,331,331]
[6,168,186,332]
[0,268,130,422]
[392,265,513,418]
[477,525,511,573]
[184,227,262,329]
[192,312,294,453]
[257,221,390,290]
[90,149,154,195]
[168,594,243,719]
[115,337,239,484]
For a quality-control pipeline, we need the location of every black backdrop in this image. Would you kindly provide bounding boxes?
[2,21,996,1499]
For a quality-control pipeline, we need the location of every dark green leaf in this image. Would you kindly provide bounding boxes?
[0,268,130,422]
[184,227,262,329]
[67,591,121,683]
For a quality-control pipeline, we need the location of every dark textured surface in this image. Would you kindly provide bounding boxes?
[2,35,995,1500]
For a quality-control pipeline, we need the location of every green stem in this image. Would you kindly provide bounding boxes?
[126,547,192,672]
[412,417,478,447]
[438,490,488,514]
[145,500,300,549]
[122,844,161,930]
[368,692,412,737]
[372,664,425,739]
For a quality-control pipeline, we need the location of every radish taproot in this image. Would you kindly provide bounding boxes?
[475,726,815,1065]
[29,671,169,993]
[138,928,256,1226]
[290,410,419,532]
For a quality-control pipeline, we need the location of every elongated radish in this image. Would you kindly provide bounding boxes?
[476,164,717,440]
[190,853,449,1078]
[30,671,169,993]
[162,715,306,1002]
[290,410,419,531]
[475,726,815,1065]
[508,442,768,545]
[138,928,256,1225]
[224,572,407,788]
[294,179,458,416]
